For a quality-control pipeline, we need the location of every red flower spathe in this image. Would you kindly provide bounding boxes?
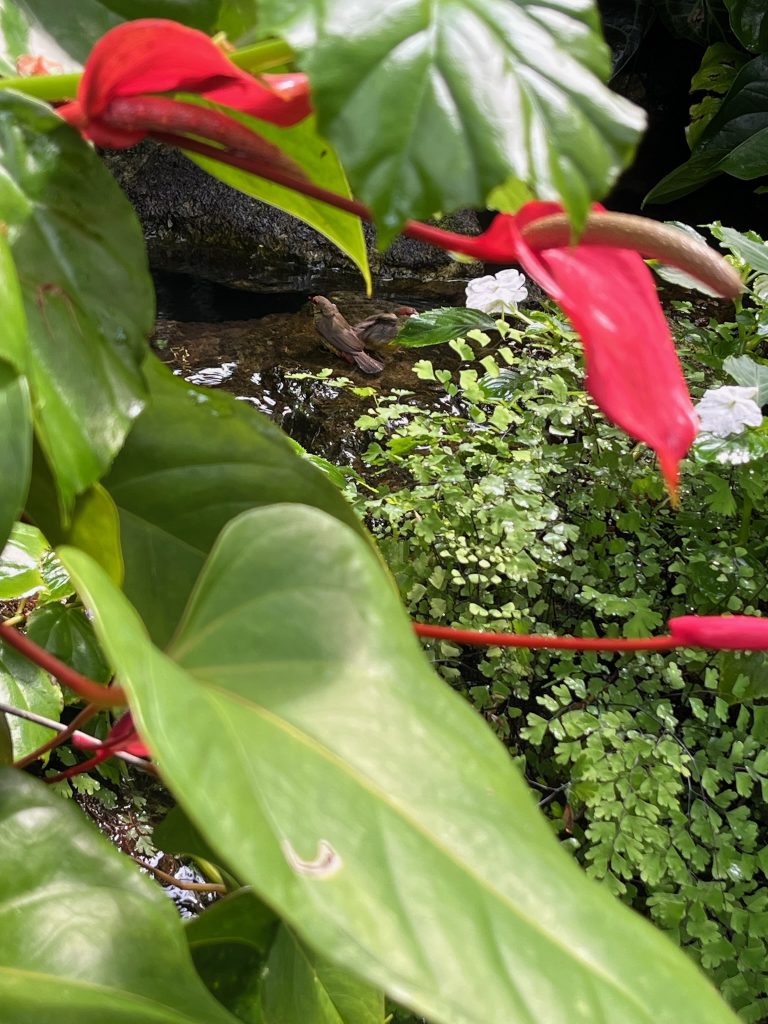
[670,616,768,650]
[409,202,700,494]
[58,19,311,148]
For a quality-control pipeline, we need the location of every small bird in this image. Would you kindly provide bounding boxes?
[311,295,384,375]
[353,306,418,350]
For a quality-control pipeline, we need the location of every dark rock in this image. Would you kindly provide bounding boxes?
[104,143,481,301]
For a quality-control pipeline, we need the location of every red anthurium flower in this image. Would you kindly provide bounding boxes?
[670,616,768,650]
[408,202,699,496]
[58,19,311,148]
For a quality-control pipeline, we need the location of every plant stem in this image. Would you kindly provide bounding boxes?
[131,855,227,894]
[413,622,679,651]
[0,72,80,100]
[13,702,100,769]
[0,701,151,771]
[0,621,125,706]
[230,38,295,72]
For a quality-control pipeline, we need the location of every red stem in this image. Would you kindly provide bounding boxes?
[0,623,125,706]
[413,623,680,651]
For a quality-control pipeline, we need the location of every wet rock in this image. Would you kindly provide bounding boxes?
[105,143,481,301]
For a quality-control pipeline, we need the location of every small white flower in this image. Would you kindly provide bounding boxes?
[465,269,527,315]
[695,385,762,437]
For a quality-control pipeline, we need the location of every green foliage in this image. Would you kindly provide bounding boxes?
[346,282,768,1021]
[258,0,645,241]
[646,54,768,205]
[0,768,241,1023]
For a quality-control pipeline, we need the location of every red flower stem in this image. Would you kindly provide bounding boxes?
[413,623,679,651]
[0,622,125,706]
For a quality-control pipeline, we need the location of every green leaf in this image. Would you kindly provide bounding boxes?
[0,636,60,760]
[0,366,31,550]
[725,0,768,53]
[0,768,242,1023]
[0,0,121,69]
[645,55,768,204]
[26,604,112,684]
[186,890,278,1023]
[723,354,768,404]
[62,507,739,1024]
[154,804,225,866]
[187,107,371,293]
[103,357,366,647]
[98,0,220,31]
[398,307,498,348]
[262,925,384,1024]
[693,428,768,466]
[708,223,768,273]
[0,229,32,548]
[0,713,11,763]
[259,0,644,241]
[0,522,46,600]
[0,91,152,510]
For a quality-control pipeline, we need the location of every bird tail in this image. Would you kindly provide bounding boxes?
[352,350,384,375]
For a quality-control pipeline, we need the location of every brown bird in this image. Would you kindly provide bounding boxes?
[353,306,418,349]
[311,295,384,375]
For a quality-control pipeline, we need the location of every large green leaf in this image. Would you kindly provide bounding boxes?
[0,638,60,760]
[0,768,241,1023]
[0,91,152,510]
[262,926,384,1024]
[0,230,32,548]
[62,507,738,1024]
[0,367,31,549]
[187,890,278,1022]
[103,357,366,647]
[259,0,644,241]
[646,54,768,204]
[725,0,768,53]
[186,107,371,292]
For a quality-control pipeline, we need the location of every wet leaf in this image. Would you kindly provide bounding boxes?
[259,0,644,242]
[0,522,47,600]
[398,307,498,348]
[64,507,738,1024]
[0,768,241,1023]
[0,91,152,510]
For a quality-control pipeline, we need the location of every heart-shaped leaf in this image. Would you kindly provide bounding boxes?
[103,357,367,647]
[724,354,768,405]
[0,768,241,1023]
[0,91,153,510]
[259,0,644,241]
[62,507,738,1024]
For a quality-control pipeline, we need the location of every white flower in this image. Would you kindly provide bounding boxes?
[465,269,527,315]
[695,385,762,437]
